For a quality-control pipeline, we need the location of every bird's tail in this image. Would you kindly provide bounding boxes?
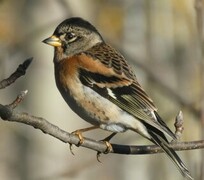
[146,126,193,180]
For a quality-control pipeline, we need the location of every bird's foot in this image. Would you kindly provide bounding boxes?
[69,130,84,155]
[97,141,112,162]
[69,126,99,155]
[96,133,116,162]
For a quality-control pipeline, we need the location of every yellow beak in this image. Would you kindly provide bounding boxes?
[42,35,62,47]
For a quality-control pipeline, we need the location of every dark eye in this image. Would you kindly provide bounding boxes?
[65,32,75,40]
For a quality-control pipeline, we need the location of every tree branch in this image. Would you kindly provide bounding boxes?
[0,92,204,155]
[0,58,33,89]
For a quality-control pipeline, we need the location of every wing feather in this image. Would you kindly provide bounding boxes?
[80,43,176,139]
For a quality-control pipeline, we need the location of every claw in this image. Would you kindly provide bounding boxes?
[73,130,84,146]
[67,126,99,155]
[97,151,102,163]
[69,143,75,155]
[103,141,112,154]
[96,140,113,162]
[69,130,85,155]
[96,133,116,162]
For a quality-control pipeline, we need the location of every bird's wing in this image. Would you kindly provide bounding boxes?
[80,43,176,139]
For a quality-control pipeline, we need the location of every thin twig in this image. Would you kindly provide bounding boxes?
[174,111,184,140]
[0,58,33,89]
[8,90,28,109]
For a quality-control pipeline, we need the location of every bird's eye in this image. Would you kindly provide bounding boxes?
[65,32,77,42]
[66,32,74,39]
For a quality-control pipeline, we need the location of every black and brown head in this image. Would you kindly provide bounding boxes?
[43,17,104,62]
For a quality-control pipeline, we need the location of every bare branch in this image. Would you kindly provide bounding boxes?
[0,58,33,89]
[8,90,28,109]
[0,93,204,155]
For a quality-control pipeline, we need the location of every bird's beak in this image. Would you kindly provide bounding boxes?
[42,35,62,47]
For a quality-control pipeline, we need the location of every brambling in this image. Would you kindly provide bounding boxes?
[43,17,193,179]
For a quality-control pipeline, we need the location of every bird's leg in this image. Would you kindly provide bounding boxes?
[70,126,99,154]
[97,132,117,162]
[101,132,117,153]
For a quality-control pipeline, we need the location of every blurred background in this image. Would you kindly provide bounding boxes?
[0,0,203,179]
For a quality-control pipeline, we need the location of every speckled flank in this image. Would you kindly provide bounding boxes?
[54,54,120,125]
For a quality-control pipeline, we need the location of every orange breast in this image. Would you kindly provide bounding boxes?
[53,55,122,125]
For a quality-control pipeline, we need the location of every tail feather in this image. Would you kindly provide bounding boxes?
[148,129,193,180]
[154,111,177,140]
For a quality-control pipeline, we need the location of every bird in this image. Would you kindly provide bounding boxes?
[43,17,193,179]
